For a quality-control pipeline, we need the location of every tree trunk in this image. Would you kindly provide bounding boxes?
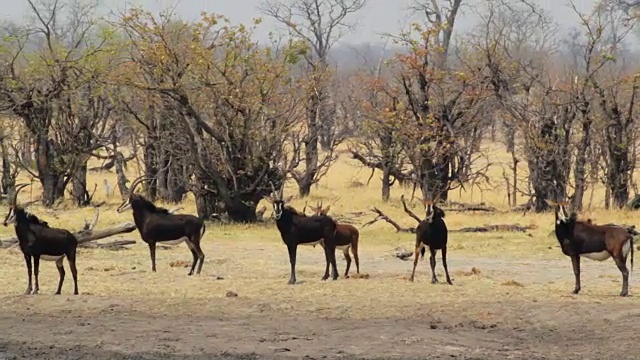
[607,147,630,208]
[419,154,450,202]
[35,135,65,206]
[606,123,631,209]
[0,139,14,197]
[143,136,158,200]
[21,136,33,167]
[157,149,169,200]
[195,189,218,220]
[572,118,592,211]
[71,163,90,207]
[114,152,129,198]
[296,91,320,197]
[381,167,391,202]
[226,198,258,223]
[319,95,335,151]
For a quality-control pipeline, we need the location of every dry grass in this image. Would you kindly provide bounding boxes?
[0,141,638,321]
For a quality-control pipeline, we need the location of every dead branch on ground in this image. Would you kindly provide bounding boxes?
[363,207,415,233]
[451,224,538,233]
[442,201,496,212]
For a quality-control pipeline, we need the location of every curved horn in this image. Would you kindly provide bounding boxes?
[269,181,279,200]
[11,183,30,206]
[129,175,151,198]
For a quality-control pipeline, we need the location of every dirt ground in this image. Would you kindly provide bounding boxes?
[1,235,638,360]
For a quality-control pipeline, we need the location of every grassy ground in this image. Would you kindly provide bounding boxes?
[0,142,638,359]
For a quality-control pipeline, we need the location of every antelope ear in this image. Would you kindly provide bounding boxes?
[264,196,274,204]
[545,199,557,206]
[323,205,331,214]
[283,195,294,203]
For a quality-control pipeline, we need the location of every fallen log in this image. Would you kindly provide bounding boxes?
[442,201,497,212]
[79,240,136,250]
[451,224,538,233]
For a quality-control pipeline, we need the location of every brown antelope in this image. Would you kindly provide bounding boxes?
[547,199,634,296]
[311,201,361,278]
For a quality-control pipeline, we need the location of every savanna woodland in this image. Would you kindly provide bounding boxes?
[1,0,639,359]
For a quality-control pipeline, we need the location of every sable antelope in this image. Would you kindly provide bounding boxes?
[3,184,79,295]
[117,176,206,275]
[311,201,361,278]
[409,200,452,284]
[267,183,339,285]
[548,199,634,296]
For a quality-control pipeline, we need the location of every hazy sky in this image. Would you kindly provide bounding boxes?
[2,0,600,45]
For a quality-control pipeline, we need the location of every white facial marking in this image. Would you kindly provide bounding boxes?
[425,203,434,222]
[556,205,570,223]
[273,202,284,219]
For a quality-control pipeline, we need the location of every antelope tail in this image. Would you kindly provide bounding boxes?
[201,223,207,239]
[420,246,425,259]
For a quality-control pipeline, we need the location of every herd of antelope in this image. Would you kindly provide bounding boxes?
[1,176,635,297]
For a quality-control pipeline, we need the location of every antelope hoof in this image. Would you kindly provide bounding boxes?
[446,279,453,285]
[431,278,439,284]
[55,291,61,295]
[344,274,350,279]
[572,288,580,294]
[31,289,39,295]
[287,278,296,285]
[188,271,193,276]
[409,276,415,282]
[620,290,628,297]
[332,275,338,281]
[24,288,32,295]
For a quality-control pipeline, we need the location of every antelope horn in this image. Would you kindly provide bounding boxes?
[12,183,30,206]
[279,180,285,199]
[129,175,151,198]
[269,181,278,200]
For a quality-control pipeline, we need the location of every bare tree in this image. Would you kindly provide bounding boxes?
[260,0,366,196]
[473,0,578,211]
[384,0,490,201]
[0,0,114,206]
[348,52,413,201]
[118,9,301,222]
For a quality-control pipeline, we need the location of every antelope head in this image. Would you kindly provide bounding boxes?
[546,199,571,224]
[424,199,436,223]
[266,181,292,220]
[3,183,31,226]
[117,175,151,213]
